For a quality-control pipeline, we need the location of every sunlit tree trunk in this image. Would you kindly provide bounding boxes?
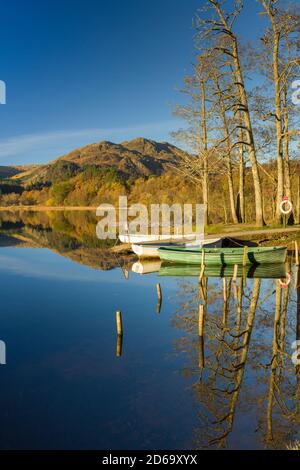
[261,1,284,224]
[282,85,293,223]
[215,78,238,224]
[208,1,265,226]
[201,81,209,226]
[272,30,284,224]
[231,38,264,226]
[238,109,245,223]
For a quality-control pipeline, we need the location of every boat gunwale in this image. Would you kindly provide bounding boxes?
[158,246,287,254]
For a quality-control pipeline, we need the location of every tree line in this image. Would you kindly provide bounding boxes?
[173,0,300,227]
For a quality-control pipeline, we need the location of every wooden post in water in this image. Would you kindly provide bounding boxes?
[198,304,205,337]
[233,264,238,299]
[198,304,205,372]
[233,264,238,282]
[295,241,299,267]
[199,249,205,283]
[116,310,123,357]
[242,246,248,287]
[223,278,227,302]
[116,334,123,357]
[156,283,162,313]
[243,246,248,267]
[116,310,123,336]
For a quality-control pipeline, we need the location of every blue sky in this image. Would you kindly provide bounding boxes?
[0,0,268,165]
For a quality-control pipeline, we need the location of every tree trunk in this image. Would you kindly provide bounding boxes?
[232,38,264,226]
[238,109,245,223]
[272,30,284,224]
[201,82,209,226]
[209,1,265,226]
[216,80,238,224]
[282,85,293,224]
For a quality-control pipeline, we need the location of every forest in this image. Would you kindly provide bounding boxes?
[0,0,299,229]
[172,0,300,227]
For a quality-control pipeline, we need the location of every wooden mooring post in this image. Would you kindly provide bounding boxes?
[243,246,248,267]
[295,241,299,266]
[156,283,162,313]
[199,249,205,283]
[223,278,227,302]
[233,264,238,299]
[116,310,123,336]
[198,304,205,371]
[242,246,248,286]
[198,304,205,337]
[116,310,123,357]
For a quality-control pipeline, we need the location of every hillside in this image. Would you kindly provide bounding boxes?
[10,138,184,184]
[54,138,184,177]
[0,137,298,227]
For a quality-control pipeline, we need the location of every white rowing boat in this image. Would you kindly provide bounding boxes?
[119,233,197,244]
[131,237,222,258]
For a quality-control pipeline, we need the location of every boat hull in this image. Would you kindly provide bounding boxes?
[131,237,222,258]
[119,233,197,244]
[158,246,287,265]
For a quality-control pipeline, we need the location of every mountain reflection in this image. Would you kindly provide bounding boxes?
[0,210,134,270]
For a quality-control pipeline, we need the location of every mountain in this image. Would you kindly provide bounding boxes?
[11,138,185,184]
[53,137,184,177]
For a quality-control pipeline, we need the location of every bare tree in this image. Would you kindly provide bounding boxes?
[195,0,265,226]
[259,0,300,223]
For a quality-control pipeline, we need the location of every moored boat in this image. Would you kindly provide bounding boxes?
[119,233,197,244]
[158,246,287,265]
[131,237,222,258]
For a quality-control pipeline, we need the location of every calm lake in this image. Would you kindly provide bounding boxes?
[0,210,298,450]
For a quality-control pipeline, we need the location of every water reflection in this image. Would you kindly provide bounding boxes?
[130,256,300,448]
[0,210,134,270]
[169,264,300,449]
[0,210,299,449]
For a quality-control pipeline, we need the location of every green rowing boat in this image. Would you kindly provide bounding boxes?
[158,246,287,265]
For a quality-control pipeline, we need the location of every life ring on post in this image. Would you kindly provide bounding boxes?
[279,272,291,289]
[279,198,292,215]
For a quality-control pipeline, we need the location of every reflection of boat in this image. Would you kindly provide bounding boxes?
[158,246,287,265]
[158,263,287,279]
[131,260,162,274]
[131,237,222,258]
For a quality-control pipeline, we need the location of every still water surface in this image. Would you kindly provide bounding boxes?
[0,211,298,449]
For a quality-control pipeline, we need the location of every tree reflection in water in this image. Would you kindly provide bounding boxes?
[171,264,300,449]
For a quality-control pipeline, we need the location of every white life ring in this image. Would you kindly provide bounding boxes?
[279,200,293,215]
[279,272,291,288]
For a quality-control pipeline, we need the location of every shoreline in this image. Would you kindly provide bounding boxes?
[0,206,299,243]
[0,205,98,211]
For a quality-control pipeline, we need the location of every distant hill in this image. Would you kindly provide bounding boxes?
[0,165,21,179]
[11,138,185,184]
[54,138,184,177]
